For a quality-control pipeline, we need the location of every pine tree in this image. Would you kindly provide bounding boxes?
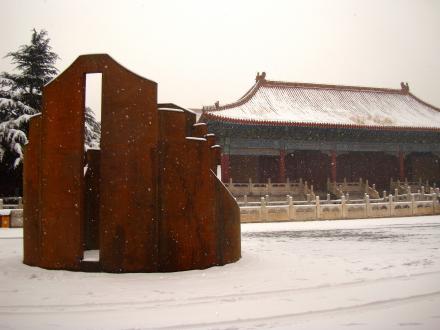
[2,29,59,111]
[85,107,101,149]
[0,29,101,196]
[0,29,60,181]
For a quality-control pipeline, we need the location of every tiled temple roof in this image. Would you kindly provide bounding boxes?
[200,73,440,131]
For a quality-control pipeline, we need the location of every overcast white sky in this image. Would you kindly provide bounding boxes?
[1,0,439,120]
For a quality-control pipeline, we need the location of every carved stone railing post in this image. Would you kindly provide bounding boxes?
[389,194,394,216]
[341,195,346,219]
[260,197,267,221]
[365,194,370,217]
[316,196,321,220]
[287,195,293,220]
[411,193,415,215]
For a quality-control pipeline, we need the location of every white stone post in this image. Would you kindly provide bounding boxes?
[383,190,387,200]
[341,195,346,219]
[265,194,270,204]
[389,194,394,216]
[411,193,415,216]
[0,199,3,209]
[260,197,267,221]
[327,194,330,202]
[434,189,440,214]
[365,194,370,218]
[243,195,248,206]
[346,192,350,201]
[248,178,252,195]
[316,196,320,220]
[421,186,425,199]
[394,189,399,201]
[288,195,294,220]
[267,178,272,195]
[18,197,23,209]
[306,194,310,203]
[217,165,222,179]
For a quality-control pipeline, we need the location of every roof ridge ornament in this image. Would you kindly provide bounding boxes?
[400,82,409,93]
[255,71,266,82]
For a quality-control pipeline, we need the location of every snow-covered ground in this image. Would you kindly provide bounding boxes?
[1,216,440,330]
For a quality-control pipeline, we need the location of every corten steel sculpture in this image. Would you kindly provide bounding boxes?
[23,54,241,272]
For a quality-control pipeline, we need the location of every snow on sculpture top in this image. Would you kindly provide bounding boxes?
[201,74,440,131]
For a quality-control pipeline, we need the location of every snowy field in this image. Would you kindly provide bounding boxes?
[1,216,440,330]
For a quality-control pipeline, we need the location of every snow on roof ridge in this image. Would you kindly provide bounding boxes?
[199,74,440,130]
[202,112,440,132]
[263,79,405,94]
[202,77,412,114]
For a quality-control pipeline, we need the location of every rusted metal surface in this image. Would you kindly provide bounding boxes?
[23,114,42,266]
[214,175,241,264]
[84,149,100,250]
[23,54,240,272]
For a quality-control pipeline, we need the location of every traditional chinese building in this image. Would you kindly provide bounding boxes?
[200,73,440,192]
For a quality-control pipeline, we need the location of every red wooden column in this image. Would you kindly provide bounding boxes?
[221,153,230,183]
[399,151,405,180]
[331,150,337,182]
[279,149,286,182]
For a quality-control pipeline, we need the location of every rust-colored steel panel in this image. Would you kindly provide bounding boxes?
[192,123,208,137]
[97,56,158,273]
[39,59,87,270]
[214,175,241,264]
[23,53,240,273]
[84,149,100,250]
[23,115,42,266]
[158,137,217,271]
[211,145,222,168]
[158,109,217,271]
